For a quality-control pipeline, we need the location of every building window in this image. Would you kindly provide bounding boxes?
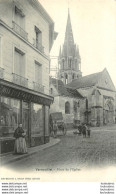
[65,101,70,114]
[35,26,42,49]
[12,5,28,39]
[33,60,44,92]
[86,98,88,110]
[14,6,25,29]
[14,48,25,77]
[35,60,42,84]
[65,74,68,84]
[74,101,78,113]
[68,58,72,68]
[13,48,28,87]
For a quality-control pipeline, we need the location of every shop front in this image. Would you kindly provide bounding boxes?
[0,79,53,154]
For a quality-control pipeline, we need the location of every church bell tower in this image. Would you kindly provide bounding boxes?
[58,9,82,84]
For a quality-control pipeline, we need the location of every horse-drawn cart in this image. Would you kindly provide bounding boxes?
[49,112,66,136]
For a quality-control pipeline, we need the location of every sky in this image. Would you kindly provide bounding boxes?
[39,0,116,86]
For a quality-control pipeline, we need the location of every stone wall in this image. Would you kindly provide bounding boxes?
[50,95,86,127]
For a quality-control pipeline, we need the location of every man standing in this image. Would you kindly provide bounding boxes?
[82,123,87,138]
[87,124,91,138]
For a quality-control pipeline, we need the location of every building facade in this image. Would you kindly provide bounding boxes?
[0,0,57,154]
[67,69,116,126]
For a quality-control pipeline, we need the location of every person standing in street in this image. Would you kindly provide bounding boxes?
[53,120,58,138]
[82,123,87,138]
[87,124,91,137]
[14,123,27,154]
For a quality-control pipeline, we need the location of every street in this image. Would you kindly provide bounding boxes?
[4,126,116,172]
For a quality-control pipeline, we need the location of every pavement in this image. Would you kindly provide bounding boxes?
[0,137,60,166]
[1,125,116,167]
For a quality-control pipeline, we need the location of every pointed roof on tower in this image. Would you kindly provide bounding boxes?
[64,8,74,45]
[60,9,77,57]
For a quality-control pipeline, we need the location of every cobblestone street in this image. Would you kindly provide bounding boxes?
[4,125,116,172]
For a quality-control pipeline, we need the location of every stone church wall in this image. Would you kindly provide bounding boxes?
[50,94,86,128]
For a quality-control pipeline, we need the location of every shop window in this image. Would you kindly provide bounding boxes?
[65,101,70,114]
[31,103,44,138]
[0,96,20,137]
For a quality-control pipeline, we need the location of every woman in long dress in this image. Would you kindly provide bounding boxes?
[14,124,27,154]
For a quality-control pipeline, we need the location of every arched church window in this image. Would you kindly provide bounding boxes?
[65,74,68,84]
[65,101,70,114]
[74,101,78,113]
[86,98,88,110]
[68,58,72,68]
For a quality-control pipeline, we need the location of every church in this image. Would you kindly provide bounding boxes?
[50,10,116,127]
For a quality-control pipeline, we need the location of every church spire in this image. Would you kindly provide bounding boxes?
[64,9,74,49]
[58,9,82,84]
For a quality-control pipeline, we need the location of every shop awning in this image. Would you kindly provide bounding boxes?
[0,79,53,106]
